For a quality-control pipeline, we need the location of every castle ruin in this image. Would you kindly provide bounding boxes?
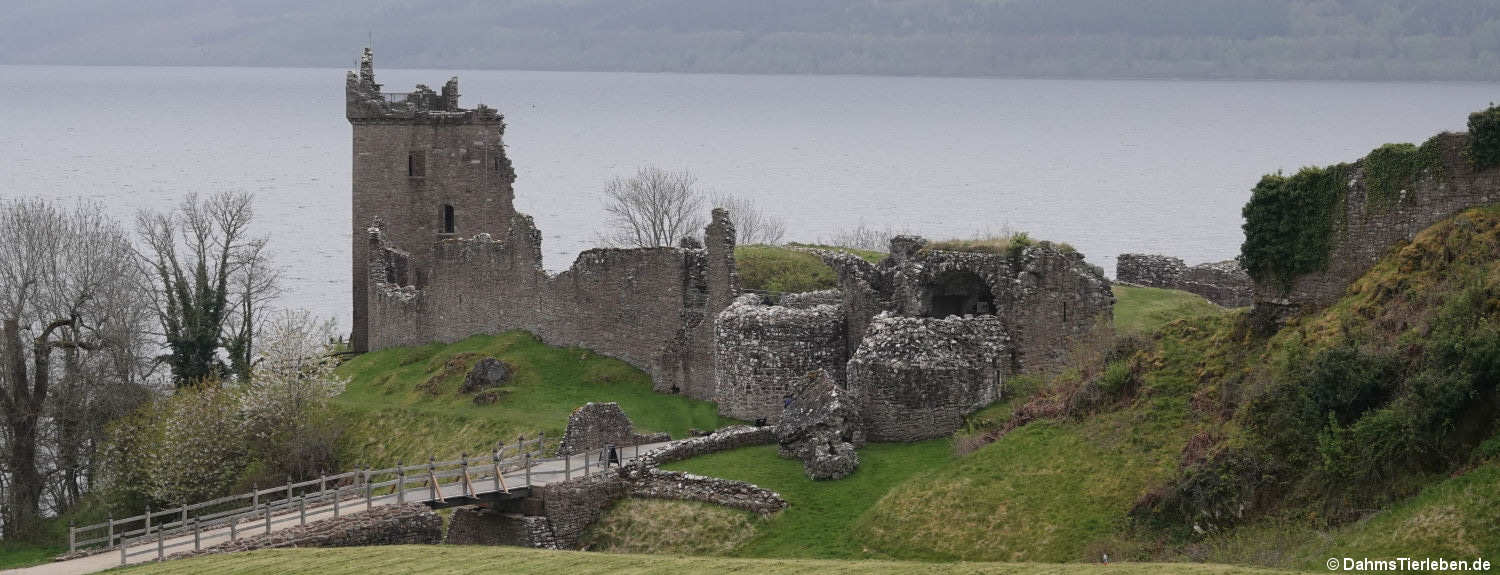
[347,50,1114,440]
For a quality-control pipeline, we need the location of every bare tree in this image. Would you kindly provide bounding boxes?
[712,194,786,245]
[822,221,906,252]
[601,167,707,248]
[137,192,278,387]
[0,198,146,540]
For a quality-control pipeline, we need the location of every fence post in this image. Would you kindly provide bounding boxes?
[107,515,114,549]
[230,515,237,541]
[427,456,438,502]
[156,527,164,561]
[333,484,341,517]
[180,503,188,525]
[365,469,373,511]
[539,431,545,453]
[319,472,327,495]
[193,518,201,551]
[143,505,151,539]
[397,462,406,504]
[252,483,258,508]
[68,521,75,553]
[524,453,531,487]
[517,435,524,458]
[299,495,307,526]
[564,452,571,480]
[120,537,126,566]
[460,453,469,497]
[286,475,293,503]
[264,502,272,535]
[492,447,502,492]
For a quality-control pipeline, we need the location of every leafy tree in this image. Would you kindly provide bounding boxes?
[137,192,278,387]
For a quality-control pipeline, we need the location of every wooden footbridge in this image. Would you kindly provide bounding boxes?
[17,436,672,575]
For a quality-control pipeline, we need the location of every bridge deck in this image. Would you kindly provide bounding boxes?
[1,441,674,575]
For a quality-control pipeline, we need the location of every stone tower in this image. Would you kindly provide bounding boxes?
[346,48,518,352]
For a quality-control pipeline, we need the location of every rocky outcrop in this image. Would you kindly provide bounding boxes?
[462,358,511,393]
[776,370,864,480]
[555,403,671,456]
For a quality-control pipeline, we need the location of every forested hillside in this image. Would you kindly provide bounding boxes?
[4,0,1500,80]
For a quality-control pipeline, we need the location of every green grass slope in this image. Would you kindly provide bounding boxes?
[333,331,734,468]
[1112,285,1228,335]
[854,207,1500,568]
[660,441,952,559]
[117,545,1298,575]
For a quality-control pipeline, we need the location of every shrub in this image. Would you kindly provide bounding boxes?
[1467,103,1500,170]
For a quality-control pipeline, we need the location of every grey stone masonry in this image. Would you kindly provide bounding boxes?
[628,425,777,469]
[352,49,738,401]
[555,402,671,456]
[169,504,441,560]
[1116,253,1252,307]
[446,507,558,549]
[847,313,1009,442]
[776,370,864,480]
[622,468,788,515]
[714,293,848,423]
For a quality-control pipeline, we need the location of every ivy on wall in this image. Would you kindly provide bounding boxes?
[1240,165,1349,293]
[1468,104,1500,170]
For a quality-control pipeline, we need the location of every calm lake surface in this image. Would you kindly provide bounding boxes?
[3,64,1496,329]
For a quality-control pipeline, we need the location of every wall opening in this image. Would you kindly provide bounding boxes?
[408,150,426,178]
[923,270,995,317]
[442,204,455,234]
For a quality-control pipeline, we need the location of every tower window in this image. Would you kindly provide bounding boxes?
[408,151,426,178]
[442,204,455,234]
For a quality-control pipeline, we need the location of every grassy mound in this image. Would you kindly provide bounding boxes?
[1112,285,1228,335]
[333,331,733,468]
[581,499,761,555]
[116,545,1298,574]
[735,243,885,293]
[659,441,951,559]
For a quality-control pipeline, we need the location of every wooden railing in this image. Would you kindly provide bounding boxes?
[68,433,573,561]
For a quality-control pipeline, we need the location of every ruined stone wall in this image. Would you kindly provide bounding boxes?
[846,314,1009,442]
[364,210,737,401]
[714,294,848,423]
[875,240,1112,374]
[445,508,557,548]
[630,425,776,469]
[621,468,787,515]
[555,402,671,456]
[1117,253,1252,307]
[538,473,627,549]
[1256,133,1500,318]
[169,504,441,560]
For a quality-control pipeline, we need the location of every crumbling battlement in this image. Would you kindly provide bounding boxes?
[714,294,848,423]
[847,313,1009,442]
[1117,253,1252,307]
